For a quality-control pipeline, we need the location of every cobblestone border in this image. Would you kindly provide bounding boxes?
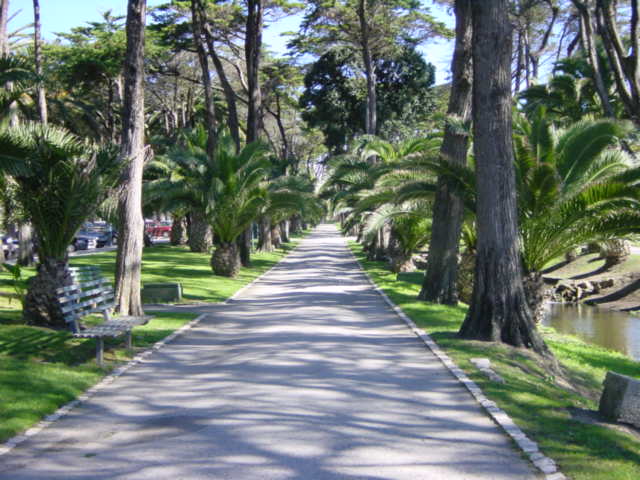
[346,243,566,480]
[0,235,309,458]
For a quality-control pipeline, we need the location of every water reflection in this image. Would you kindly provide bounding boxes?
[542,303,640,361]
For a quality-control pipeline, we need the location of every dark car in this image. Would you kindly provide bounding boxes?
[69,232,97,252]
[1,234,17,258]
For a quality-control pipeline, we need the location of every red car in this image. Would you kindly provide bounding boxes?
[146,221,172,238]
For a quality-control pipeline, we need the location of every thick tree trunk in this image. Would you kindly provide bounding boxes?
[33,0,47,125]
[458,0,548,355]
[245,0,263,144]
[211,242,240,277]
[188,210,212,252]
[170,216,187,245]
[257,216,273,252]
[420,0,472,304]
[115,0,146,317]
[23,256,72,328]
[191,0,217,159]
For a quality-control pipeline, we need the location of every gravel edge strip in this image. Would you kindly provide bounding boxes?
[346,242,565,480]
[0,237,307,458]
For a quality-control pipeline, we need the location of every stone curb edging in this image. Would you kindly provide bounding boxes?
[346,244,566,480]
[0,237,308,458]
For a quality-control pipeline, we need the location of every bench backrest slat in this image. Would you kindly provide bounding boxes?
[56,267,115,330]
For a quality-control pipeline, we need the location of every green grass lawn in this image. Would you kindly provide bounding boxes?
[351,242,640,480]
[0,234,305,443]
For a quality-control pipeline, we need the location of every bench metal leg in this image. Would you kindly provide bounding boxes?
[96,338,104,367]
[126,331,132,350]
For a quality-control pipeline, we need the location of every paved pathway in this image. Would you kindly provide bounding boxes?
[0,225,536,479]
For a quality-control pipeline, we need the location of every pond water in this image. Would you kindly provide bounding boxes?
[542,303,640,361]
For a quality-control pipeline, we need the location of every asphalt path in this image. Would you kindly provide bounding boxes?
[0,225,536,479]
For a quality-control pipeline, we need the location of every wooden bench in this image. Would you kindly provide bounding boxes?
[56,266,153,366]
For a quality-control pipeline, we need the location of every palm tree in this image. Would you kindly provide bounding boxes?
[264,174,325,248]
[0,123,120,327]
[434,110,640,316]
[208,135,270,277]
[145,127,214,253]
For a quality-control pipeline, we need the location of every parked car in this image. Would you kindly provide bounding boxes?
[69,232,98,252]
[1,234,17,258]
[145,221,171,238]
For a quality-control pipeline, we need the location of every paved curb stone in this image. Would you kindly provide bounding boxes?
[345,239,565,480]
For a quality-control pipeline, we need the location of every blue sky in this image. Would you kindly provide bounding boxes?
[10,0,454,84]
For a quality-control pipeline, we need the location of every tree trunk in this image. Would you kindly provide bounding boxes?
[357,0,377,134]
[32,0,47,125]
[115,0,146,317]
[289,215,301,235]
[23,256,72,328]
[188,210,212,252]
[245,0,263,143]
[170,216,187,245]
[0,0,9,56]
[270,223,282,249]
[200,14,241,152]
[17,222,34,266]
[238,227,252,267]
[279,220,289,243]
[596,0,640,124]
[420,0,472,304]
[458,0,548,355]
[211,242,240,277]
[257,216,273,252]
[572,0,616,117]
[191,0,217,159]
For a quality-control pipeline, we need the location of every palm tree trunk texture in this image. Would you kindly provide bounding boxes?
[23,257,72,327]
[170,216,187,245]
[115,0,146,317]
[458,0,548,355]
[211,242,241,277]
[257,216,273,252]
[420,0,472,304]
[188,210,212,253]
